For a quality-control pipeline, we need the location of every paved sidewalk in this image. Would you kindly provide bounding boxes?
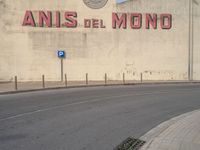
[1,80,200,94]
[141,110,200,150]
[0,80,125,93]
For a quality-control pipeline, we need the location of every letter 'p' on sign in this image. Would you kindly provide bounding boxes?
[57,50,65,58]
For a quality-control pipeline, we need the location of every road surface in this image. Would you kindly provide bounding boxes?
[0,84,200,150]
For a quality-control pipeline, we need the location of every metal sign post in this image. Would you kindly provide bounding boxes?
[61,58,63,82]
[57,50,65,82]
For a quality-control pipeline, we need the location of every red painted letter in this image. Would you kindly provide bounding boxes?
[22,11,36,27]
[92,19,99,28]
[39,11,52,27]
[112,13,127,29]
[100,20,106,28]
[63,12,77,28]
[160,14,172,29]
[56,11,60,28]
[130,13,142,29]
[84,19,91,28]
[146,13,157,29]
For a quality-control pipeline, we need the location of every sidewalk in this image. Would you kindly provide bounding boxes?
[0,80,200,94]
[141,110,200,150]
[0,80,126,94]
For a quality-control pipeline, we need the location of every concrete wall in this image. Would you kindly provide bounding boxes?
[0,0,199,81]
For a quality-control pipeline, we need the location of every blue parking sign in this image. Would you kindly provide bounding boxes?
[57,50,65,58]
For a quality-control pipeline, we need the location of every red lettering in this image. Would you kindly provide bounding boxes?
[100,20,106,28]
[84,19,91,28]
[39,11,52,27]
[112,13,127,29]
[63,12,77,28]
[130,13,142,29]
[146,14,157,29]
[160,14,172,29]
[92,19,99,28]
[22,11,172,30]
[22,11,36,27]
[56,11,60,28]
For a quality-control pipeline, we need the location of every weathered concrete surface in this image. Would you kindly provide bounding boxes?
[0,0,200,81]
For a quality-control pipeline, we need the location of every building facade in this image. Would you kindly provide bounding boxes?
[0,0,200,81]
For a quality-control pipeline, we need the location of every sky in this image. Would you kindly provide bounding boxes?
[116,0,128,3]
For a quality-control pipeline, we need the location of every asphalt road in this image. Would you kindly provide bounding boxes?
[0,84,200,150]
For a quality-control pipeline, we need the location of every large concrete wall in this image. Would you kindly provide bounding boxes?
[0,0,199,81]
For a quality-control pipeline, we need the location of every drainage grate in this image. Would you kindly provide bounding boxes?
[114,137,146,150]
